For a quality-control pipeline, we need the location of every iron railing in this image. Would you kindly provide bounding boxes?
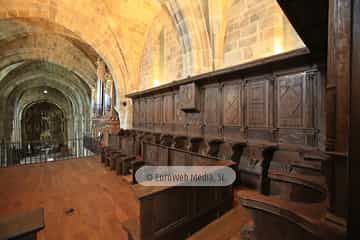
[84,135,102,154]
[0,138,96,168]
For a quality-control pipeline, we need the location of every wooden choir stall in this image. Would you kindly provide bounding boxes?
[93,0,354,239]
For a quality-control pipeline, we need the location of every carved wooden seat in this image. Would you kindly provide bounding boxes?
[99,131,123,164]
[217,142,246,185]
[121,132,163,177]
[172,136,189,150]
[159,134,174,147]
[103,132,126,167]
[239,190,345,240]
[267,147,327,203]
[238,141,277,192]
[116,133,139,175]
[189,137,206,154]
[207,139,223,157]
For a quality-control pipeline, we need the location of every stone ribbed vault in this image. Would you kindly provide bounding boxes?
[0,0,305,133]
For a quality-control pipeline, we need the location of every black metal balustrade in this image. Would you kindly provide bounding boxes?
[0,138,96,168]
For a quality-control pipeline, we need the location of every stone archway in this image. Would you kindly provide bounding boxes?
[21,101,66,145]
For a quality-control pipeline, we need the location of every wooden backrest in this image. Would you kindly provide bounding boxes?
[143,142,235,167]
[108,134,121,150]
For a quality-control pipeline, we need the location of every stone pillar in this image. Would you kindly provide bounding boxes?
[96,58,106,117]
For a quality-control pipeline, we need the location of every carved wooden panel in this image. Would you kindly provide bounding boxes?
[179,83,200,112]
[223,83,242,126]
[133,99,140,128]
[204,86,221,138]
[154,96,163,125]
[277,73,305,128]
[187,110,203,137]
[163,94,174,123]
[144,143,158,165]
[246,78,271,128]
[175,94,185,123]
[204,86,220,125]
[146,98,154,128]
[129,66,322,148]
[174,93,187,135]
[140,99,146,128]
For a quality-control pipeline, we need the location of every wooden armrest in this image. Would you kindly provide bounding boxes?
[0,208,44,239]
[110,153,127,158]
[268,170,327,193]
[123,156,137,162]
[238,189,325,223]
[188,205,251,240]
[131,160,145,166]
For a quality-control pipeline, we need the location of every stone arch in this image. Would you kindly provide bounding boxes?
[20,100,67,144]
[0,62,91,141]
[0,7,129,108]
[139,9,184,90]
[163,0,212,76]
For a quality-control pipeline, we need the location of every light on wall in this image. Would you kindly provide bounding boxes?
[274,37,284,55]
[153,79,160,87]
[43,90,48,94]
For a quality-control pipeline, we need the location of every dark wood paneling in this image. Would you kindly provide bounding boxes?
[204,85,221,138]
[348,0,360,236]
[179,83,201,112]
[245,76,272,128]
[130,55,323,149]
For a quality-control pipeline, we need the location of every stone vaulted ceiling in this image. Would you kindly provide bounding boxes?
[0,0,305,130]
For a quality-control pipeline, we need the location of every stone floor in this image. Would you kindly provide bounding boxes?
[0,156,139,240]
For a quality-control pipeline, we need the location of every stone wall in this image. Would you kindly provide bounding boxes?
[139,11,183,91]
[139,0,304,91]
[223,0,304,67]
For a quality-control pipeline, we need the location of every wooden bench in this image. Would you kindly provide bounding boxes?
[123,183,233,240]
[0,208,44,240]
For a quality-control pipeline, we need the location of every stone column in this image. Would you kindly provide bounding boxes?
[96,58,106,117]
